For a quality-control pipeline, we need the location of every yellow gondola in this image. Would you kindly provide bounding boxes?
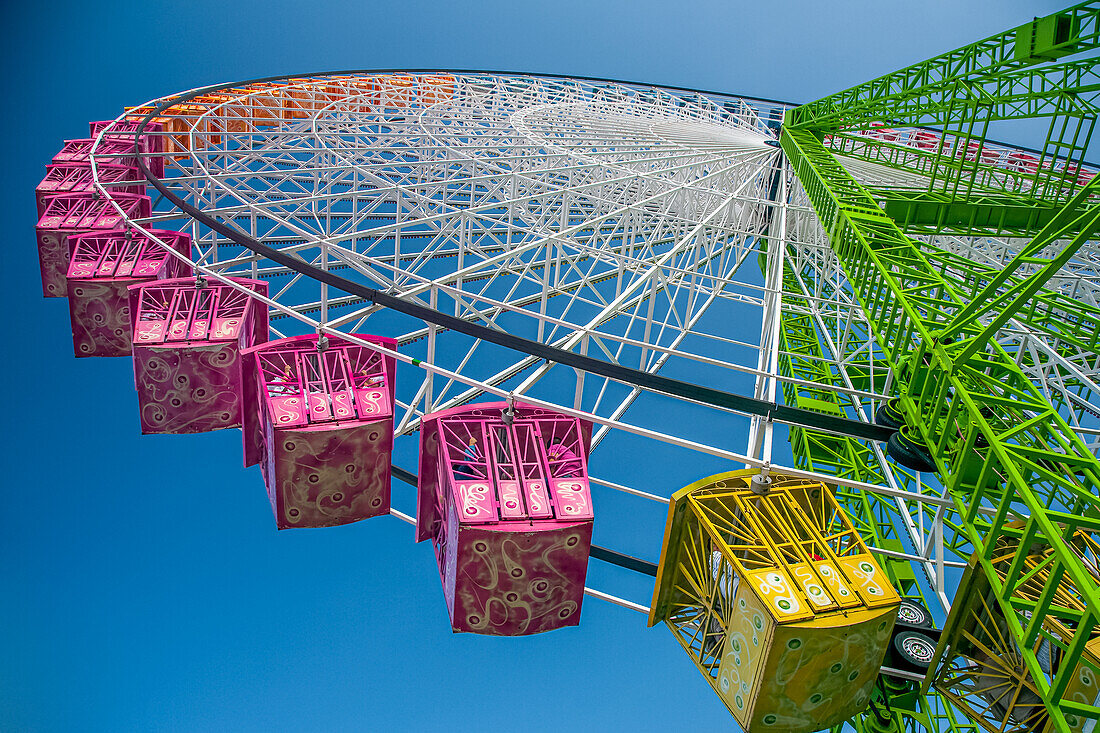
[650,469,901,733]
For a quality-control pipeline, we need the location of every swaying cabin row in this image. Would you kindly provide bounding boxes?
[38,115,597,639]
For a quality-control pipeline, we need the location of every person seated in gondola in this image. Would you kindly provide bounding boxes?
[270,364,299,395]
[360,368,385,389]
[453,436,483,480]
[546,440,581,478]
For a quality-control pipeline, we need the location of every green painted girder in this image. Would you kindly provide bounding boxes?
[778,287,971,568]
[775,258,981,564]
[805,57,1100,131]
[937,182,1100,361]
[849,144,1100,248]
[877,190,1065,237]
[781,123,1100,732]
[777,270,903,514]
[779,264,979,562]
[918,243,1100,422]
[778,265,980,566]
[787,3,1100,131]
[916,245,1100,360]
[834,679,984,733]
[827,131,1091,209]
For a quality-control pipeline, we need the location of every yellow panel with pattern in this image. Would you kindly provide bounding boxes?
[717,575,775,727]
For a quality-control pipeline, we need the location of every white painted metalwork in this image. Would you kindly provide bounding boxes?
[84,72,1096,615]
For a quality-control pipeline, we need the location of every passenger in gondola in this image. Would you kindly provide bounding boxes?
[270,364,298,395]
[454,436,482,480]
[547,440,581,478]
[361,368,385,388]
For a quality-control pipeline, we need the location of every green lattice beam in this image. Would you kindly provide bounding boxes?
[778,267,974,570]
[936,181,1100,361]
[878,191,1066,237]
[918,245,1100,359]
[835,676,981,733]
[823,57,1100,130]
[826,131,1091,211]
[778,250,979,561]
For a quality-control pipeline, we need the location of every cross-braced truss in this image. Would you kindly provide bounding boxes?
[85,69,1100,732]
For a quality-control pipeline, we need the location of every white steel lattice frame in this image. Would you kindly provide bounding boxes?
[83,72,1100,619]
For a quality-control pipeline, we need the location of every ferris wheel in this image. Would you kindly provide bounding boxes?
[32,4,1100,732]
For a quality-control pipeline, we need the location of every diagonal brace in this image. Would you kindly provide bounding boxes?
[937,178,1100,363]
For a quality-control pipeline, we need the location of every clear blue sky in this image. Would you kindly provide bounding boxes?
[1,2,1065,731]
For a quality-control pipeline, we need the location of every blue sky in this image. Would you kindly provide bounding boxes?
[2,2,1066,731]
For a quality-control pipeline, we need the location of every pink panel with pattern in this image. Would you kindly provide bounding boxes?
[66,280,133,357]
[416,401,595,635]
[268,395,307,427]
[265,420,392,529]
[129,277,268,346]
[549,478,594,521]
[354,384,389,419]
[133,341,244,434]
[306,392,333,421]
[441,521,592,636]
[240,333,397,528]
[523,480,553,519]
[35,193,151,298]
[67,229,191,281]
[497,480,525,519]
[437,494,461,614]
[36,229,71,299]
[454,480,497,522]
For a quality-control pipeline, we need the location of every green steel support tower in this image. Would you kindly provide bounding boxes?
[779,4,1100,731]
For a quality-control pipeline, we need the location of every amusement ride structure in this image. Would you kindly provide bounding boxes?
[31,4,1100,731]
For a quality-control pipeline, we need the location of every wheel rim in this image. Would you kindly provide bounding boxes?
[901,633,935,664]
[897,602,927,626]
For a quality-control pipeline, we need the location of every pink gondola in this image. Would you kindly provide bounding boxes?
[240,333,397,529]
[35,192,151,298]
[66,229,191,357]
[416,402,595,636]
[128,276,268,434]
